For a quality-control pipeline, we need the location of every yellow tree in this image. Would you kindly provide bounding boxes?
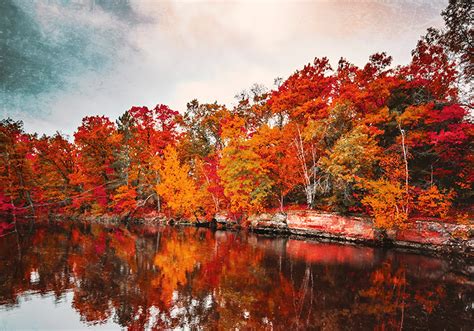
[155,146,202,219]
[218,114,273,214]
[361,179,410,229]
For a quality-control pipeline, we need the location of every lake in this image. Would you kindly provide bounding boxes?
[0,222,472,330]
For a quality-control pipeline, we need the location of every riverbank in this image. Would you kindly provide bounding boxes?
[122,210,473,256]
[26,209,473,256]
[247,210,473,255]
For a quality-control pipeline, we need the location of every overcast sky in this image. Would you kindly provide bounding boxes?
[1,0,448,136]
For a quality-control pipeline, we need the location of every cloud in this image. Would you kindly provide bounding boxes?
[1,0,448,136]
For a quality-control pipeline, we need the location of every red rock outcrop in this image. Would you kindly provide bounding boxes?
[245,210,473,254]
[387,221,473,251]
[286,210,377,242]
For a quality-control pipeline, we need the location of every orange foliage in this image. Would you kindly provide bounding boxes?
[70,116,121,214]
[248,124,300,209]
[156,145,203,219]
[415,185,455,218]
[361,179,410,229]
[219,115,273,214]
[111,185,137,213]
[1,31,472,222]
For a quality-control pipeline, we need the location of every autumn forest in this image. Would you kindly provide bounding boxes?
[1,4,473,232]
[1,1,474,329]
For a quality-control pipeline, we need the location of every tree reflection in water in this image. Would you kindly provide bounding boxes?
[0,222,472,329]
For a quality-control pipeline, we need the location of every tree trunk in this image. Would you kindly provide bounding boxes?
[397,122,409,215]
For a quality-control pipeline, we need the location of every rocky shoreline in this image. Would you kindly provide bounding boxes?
[247,211,473,256]
[53,209,473,257]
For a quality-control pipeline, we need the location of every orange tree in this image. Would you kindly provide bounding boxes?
[70,116,122,214]
[156,145,204,219]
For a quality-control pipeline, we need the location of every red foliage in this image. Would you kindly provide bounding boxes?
[1,39,471,224]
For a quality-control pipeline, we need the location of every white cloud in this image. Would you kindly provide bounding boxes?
[6,0,448,136]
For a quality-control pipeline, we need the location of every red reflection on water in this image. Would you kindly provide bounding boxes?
[0,222,471,330]
[286,239,376,267]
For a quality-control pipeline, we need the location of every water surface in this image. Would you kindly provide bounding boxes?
[0,223,472,329]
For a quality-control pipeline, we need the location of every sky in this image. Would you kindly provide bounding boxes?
[1,0,448,136]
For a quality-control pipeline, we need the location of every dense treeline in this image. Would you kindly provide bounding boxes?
[1,4,473,228]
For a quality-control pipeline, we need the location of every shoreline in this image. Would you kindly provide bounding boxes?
[247,211,473,255]
[38,209,472,258]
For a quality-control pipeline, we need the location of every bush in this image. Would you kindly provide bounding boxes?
[361,179,410,229]
[415,185,454,218]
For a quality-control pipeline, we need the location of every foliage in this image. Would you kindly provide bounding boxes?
[156,146,202,219]
[219,115,273,214]
[111,185,137,214]
[415,185,455,218]
[0,3,472,227]
[70,116,121,214]
[319,125,381,210]
[361,180,410,229]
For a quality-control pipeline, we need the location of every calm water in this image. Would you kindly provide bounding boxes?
[0,222,472,330]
